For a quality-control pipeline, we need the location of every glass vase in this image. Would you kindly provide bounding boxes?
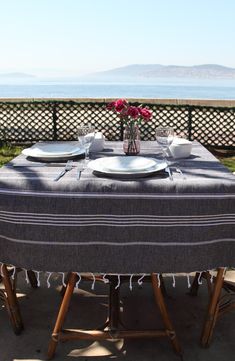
[123,124,140,155]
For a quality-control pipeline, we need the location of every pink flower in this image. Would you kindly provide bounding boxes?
[106,101,116,110]
[127,106,139,119]
[138,107,152,121]
[107,98,152,126]
[115,99,128,112]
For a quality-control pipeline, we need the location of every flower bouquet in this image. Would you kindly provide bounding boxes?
[107,99,152,155]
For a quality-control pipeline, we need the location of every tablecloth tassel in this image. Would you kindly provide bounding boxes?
[198,272,203,285]
[76,273,81,288]
[60,272,66,288]
[223,267,227,278]
[210,272,214,283]
[91,273,96,290]
[11,266,16,280]
[157,273,161,288]
[0,263,4,277]
[137,274,145,286]
[24,269,30,284]
[47,272,52,288]
[35,271,41,287]
[102,274,109,284]
[172,274,176,288]
[187,274,191,288]
[129,274,134,291]
[115,274,121,289]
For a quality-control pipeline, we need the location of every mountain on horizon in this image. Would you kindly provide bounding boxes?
[87,64,235,81]
[1,64,235,83]
[0,72,36,79]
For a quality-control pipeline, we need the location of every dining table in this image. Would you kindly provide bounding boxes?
[0,140,234,358]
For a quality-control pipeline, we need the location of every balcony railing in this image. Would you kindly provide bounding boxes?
[0,98,234,151]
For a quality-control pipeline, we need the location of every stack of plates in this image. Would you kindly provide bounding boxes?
[22,143,84,161]
[88,156,167,177]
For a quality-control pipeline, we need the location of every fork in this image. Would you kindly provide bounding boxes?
[77,160,86,180]
[175,167,186,180]
[53,160,73,181]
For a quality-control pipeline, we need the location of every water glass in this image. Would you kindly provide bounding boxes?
[77,125,95,162]
[156,127,174,159]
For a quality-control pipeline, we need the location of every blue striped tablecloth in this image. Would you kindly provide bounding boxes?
[0,141,234,275]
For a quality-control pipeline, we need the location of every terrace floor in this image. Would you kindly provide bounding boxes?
[1,272,235,361]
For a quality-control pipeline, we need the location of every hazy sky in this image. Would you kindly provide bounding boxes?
[0,0,235,76]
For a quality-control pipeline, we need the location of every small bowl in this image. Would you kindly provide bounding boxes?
[169,138,192,159]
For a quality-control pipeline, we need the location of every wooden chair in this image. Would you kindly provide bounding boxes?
[0,265,38,334]
[47,273,182,359]
[189,269,235,347]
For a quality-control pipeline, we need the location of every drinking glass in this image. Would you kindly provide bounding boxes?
[156,127,174,160]
[77,125,95,162]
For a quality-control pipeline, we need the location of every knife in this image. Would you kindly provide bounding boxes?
[166,167,173,181]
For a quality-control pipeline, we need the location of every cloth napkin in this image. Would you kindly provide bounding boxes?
[90,132,105,152]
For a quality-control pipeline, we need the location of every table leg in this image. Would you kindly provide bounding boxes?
[200,267,224,347]
[151,273,182,355]
[47,272,77,360]
[189,272,214,298]
[26,270,38,289]
[188,272,201,296]
[1,264,24,334]
[108,276,120,334]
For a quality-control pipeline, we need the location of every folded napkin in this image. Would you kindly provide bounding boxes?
[90,132,105,152]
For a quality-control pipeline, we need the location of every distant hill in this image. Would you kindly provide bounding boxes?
[0,72,36,78]
[87,64,235,81]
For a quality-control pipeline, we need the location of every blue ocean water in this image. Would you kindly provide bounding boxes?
[1,79,235,99]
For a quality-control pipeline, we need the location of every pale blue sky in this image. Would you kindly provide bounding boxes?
[0,0,235,76]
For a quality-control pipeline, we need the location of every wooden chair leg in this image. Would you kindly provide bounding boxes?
[200,268,224,347]
[47,272,77,360]
[1,264,24,334]
[151,273,182,355]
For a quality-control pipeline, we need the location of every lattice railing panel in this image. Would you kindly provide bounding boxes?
[0,102,54,141]
[191,107,235,147]
[55,102,121,141]
[139,105,189,140]
[0,100,234,150]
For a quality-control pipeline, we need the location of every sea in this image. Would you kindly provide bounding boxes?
[1,78,235,99]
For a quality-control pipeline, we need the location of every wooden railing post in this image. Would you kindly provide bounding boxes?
[188,106,192,141]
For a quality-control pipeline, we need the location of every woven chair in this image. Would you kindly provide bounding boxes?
[0,265,37,334]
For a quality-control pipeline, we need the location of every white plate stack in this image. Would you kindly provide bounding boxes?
[22,142,84,161]
[88,156,167,177]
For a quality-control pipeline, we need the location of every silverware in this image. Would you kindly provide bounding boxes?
[12,162,70,168]
[11,163,47,168]
[53,160,73,181]
[166,166,173,181]
[175,167,186,180]
[77,162,85,180]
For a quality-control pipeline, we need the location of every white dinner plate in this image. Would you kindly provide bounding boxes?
[88,157,167,177]
[22,143,82,158]
[102,156,157,173]
[22,143,84,161]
